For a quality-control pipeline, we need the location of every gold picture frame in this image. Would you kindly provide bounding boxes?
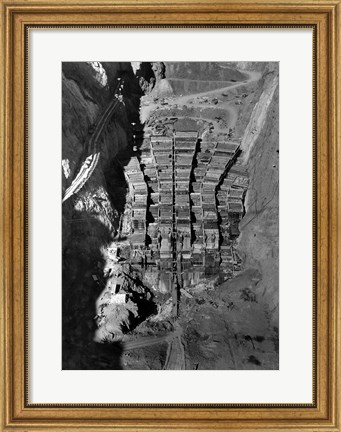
[1,0,340,430]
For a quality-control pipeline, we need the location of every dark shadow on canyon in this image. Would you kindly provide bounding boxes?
[62,62,155,369]
[62,211,124,369]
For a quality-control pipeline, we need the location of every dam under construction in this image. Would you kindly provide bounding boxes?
[62,61,279,370]
[119,132,249,318]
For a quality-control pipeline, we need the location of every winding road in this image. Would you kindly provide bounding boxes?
[62,78,125,203]
[122,324,185,370]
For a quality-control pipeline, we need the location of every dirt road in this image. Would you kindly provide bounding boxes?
[176,70,262,104]
[123,325,186,370]
[122,333,173,351]
[163,334,186,370]
[141,68,262,126]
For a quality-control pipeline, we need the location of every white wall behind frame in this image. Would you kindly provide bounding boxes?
[29,28,313,403]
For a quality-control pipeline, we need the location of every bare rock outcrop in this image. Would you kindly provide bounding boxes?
[150,62,174,98]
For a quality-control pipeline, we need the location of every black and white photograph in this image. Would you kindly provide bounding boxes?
[62,61,279,370]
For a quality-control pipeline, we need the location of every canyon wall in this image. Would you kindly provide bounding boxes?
[62,62,151,368]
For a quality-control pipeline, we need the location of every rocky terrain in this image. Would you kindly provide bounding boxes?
[62,61,279,370]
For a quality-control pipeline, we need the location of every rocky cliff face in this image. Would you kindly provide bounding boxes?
[62,62,154,369]
[62,62,130,233]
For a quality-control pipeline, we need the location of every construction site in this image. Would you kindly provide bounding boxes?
[62,61,279,370]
